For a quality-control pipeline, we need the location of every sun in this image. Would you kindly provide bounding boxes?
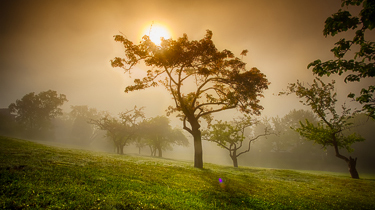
[142,22,171,45]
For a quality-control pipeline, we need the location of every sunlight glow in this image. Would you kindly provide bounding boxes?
[141,22,172,45]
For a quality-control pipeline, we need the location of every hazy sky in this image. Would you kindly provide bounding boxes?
[0,0,371,122]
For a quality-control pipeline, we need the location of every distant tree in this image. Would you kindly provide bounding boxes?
[0,108,17,137]
[308,0,375,119]
[142,116,189,157]
[90,107,145,154]
[134,136,147,155]
[8,90,68,139]
[252,111,318,154]
[69,105,103,146]
[202,116,272,167]
[281,78,365,179]
[275,109,319,153]
[111,30,269,168]
[252,118,274,153]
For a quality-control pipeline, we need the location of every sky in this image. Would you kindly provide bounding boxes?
[0,0,372,124]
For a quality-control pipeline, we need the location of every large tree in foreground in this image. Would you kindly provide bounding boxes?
[308,0,375,119]
[281,78,365,179]
[111,30,269,168]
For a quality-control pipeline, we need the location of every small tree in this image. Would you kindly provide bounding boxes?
[281,78,365,178]
[90,107,145,154]
[142,116,188,157]
[111,30,269,168]
[308,0,375,119]
[202,117,272,167]
[8,90,68,139]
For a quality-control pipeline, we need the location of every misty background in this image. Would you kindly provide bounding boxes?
[1,0,374,173]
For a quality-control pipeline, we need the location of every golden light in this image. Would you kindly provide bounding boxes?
[141,22,172,45]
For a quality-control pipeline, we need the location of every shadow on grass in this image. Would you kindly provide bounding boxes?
[188,167,273,209]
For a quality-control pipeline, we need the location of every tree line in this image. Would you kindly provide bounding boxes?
[0,0,373,179]
[0,88,374,178]
[0,91,188,158]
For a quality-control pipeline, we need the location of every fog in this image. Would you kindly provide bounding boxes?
[1,0,374,173]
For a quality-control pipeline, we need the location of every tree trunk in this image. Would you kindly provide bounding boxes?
[156,142,162,157]
[334,144,360,179]
[348,156,359,179]
[192,128,203,169]
[231,155,238,168]
[158,148,163,157]
[119,145,124,155]
[184,116,203,169]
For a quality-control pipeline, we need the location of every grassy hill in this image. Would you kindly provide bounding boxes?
[1,136,375,209]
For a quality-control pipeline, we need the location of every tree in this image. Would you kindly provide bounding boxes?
[69,105,103,146]
[281,78,365,178]
[141,116,188,157]
[90,107,145,154]
[308,0,375,119]
[275,109,319,153]
[111,30,269,168]
[8,90,68,139]
[202,116,272,167]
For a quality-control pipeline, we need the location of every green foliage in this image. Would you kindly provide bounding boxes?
[202,116,256,151]
[281,78,365,178]
[89,106,145,154]
[202,116,272,167]
[258,110,319,153]
[296,120,363,153]
[8,90,68,138]
[111,30,269,168]
[112,30,269,117]
[1,136,375,209]
[140,116,189,157]
[282,78,365,152]
[308,0,375,118]
[202,119,246,149]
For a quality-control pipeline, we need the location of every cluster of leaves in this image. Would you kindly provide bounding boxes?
[202,116,273,167]
[308,0,375,118]
[89,106,145,154]
[111,29,269,130]
[90,107,188,156]
[8,90,68,138]
[254,109,319,153]
[139,115,189,157]
[282,78,364,152]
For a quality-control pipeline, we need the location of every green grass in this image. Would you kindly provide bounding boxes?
[1,136,375,209]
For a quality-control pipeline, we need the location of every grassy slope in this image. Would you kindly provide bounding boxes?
[1,136,375,210]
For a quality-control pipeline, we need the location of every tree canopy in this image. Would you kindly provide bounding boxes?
[90,106,145,154]
[202,116,272,167]
[111,30,269,168]
[308,0,375,119]
[8,90,68,138]
[141,115,188,157]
